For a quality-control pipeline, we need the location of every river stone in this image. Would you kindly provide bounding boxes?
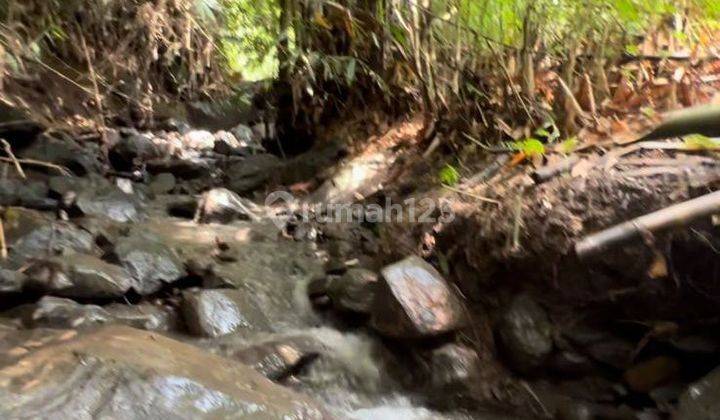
[676,366,720,420]
[183,129,216,150]
[181,289,271,337]
[109,133,160,171]
[74,184,142,223]
[107,231,184,295]
[370,256,465,338]
[18,135,102,176]
[226,154,281,193]
[497,295,553,373]
[146,158,210,179]
[426,343,482,395]
[327,268,378,314]
[148,172,176,194]
[0,179,56,210]
[104,303,179,332]
[0,269,27,293]
[26,296,112,329]
[0,325,328,419]
[195,187,262,224]
[24,253,136,298]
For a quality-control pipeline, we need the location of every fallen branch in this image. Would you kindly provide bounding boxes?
[442,185,501,205]
[0,138,26,179]
[0,157,71,176]
[531,156,580,183]
[575,190,720,259]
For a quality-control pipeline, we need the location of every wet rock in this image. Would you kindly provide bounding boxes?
[104,302,179,331]
[148,172,177,194]
[226,153,281,193]
[166,197,198,218]
[74,184,142,223]
[221,334,324,380]
[677,366,720,419]
[425,343,482,396]
[231,124,254,144]
[0,269,27,293]
[18,135,101,175]
[183,129,215,150]
[213,130,241,155]
[624,356,680,393]
[195,187,262,224]
[108,133,160,171]
[327,268,378,314]
[25,253,136,298]
[0,326,328,419]
[370,256,465,338]
[107,231,184,295]
[181,289,271,337]
[0,179,56,210]
[562,325,635,370]
[497,295,553,373]
[26,296,112,329]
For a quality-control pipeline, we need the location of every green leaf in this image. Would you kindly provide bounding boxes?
[559,137,579,154]
[439,164,461,186]
[683,134,720,150]
[513,138,546,156]
[346,59,357,85]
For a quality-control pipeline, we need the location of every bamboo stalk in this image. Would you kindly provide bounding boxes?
[575,190,720,259]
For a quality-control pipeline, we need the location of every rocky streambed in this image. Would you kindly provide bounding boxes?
[0,119,718,420]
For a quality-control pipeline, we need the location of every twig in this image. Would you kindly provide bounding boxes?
[0,138,26,179]
[576,190,720,259]
[531,156,580,183]
[0,218,6,260]
[0,157,71,176]
[442,185,501,205]
[520,381,551,418]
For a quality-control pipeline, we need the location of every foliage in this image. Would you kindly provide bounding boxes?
[512,138,545,156]
[683,134,720,150]
[439,164,461,186]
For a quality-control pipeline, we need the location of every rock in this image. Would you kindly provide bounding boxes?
[183,129,216,150]
[562,325,635,370]
[5,208,96,267]
[25,253,136,298]
[0,269,27,293]
[226,154,281,193]
[74,184,142,223]
[624,356,680,393]
[677,366,720,420]
[115,178,135,195]
[106,231,184,295]
[148,172,176,194]
[220,334,324,380]
[370,256,465,338]
[146,157,210,179]
[18,135,101,175]
[231,124,254,144]
[213,130,240,152]
[108,133,160,171]
[497,295,553,373]
[426,343,482,395]
[195,187,262,224]
[0,326,328,419]
[0,179,56,210]
[327,268,378,314]
[166,197,198,218]
[104,303,179,331]
[26,296,112,329]
[181,289,271,337]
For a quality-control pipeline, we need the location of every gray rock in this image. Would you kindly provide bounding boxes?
[327,268,378,314]
[226,154,281,193]
[677,366,720,420]
[107,231,184,295]
[19,136,102,175]
[0,326,328,419]
[195,187,262,224]
[0,179,56,210]
[426,343,482,395]
[0,269,27,293]
[497,295,553,373]
[148,172,176,194]
[370,256,465,338]
[231,124,254,144]
[146,158,210,179]
[25,253,136,298]
[182,289,271,337]
[75,184,142,223]
[183,129,215,150]
[109,133,160,171]
[104,303,179,332]
[27,296,112,329]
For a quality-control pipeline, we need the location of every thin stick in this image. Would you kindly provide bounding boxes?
[0,157,71,176]
[442,185,501,205]
[576,190,720,259]
[0,138,26,179]
[520,381,551,418]
[0,218,6,260]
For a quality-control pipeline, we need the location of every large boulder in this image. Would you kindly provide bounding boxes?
[24,253,136,298]
[425,343,482,397]
[74,184,143,223]
[0,269,27,293]
[106,231,184,295]
[370,256,465,338]
[181,289,272,337]
[195,188,262,224]
[18,136,102,176]
[496,295,554,373]
[108,133,161,171]
[0,326,328,419]
[677,366,720,420]
[0,179,56,210]
[183,129,216,151]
